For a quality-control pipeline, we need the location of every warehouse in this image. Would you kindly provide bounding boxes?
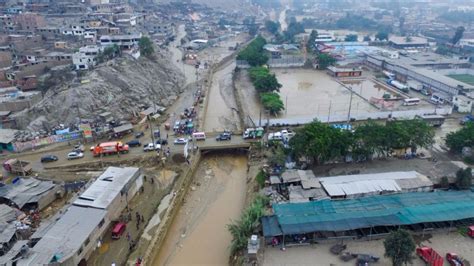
[262,191,474,245]
[9,167,143,266]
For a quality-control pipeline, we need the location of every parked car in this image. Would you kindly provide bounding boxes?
[446,252,464,266]
[156,139,168,145]
[135,132,145,138]
[127,139,141,147]
[40,155,58,163]
[143,143,161,152]
[74,144,85,152]
[174,138,188,145]
[216,132,231,141]
[67,151,84,160]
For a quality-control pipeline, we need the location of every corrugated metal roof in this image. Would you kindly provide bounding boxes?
[21,206,107,265]
[273,191,474,234]
[0,178,57,208]
[319,171,432,197]
[73,166,140,210]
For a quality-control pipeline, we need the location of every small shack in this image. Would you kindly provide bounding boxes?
[0,129,18,151]
[327,66,362,78]
[0,178,62,211]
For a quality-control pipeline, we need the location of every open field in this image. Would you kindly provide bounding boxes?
[447,74,474,86]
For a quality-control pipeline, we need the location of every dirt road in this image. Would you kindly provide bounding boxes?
[152,154,248,265]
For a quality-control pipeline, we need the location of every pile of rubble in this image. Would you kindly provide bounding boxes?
[14,54,185,131]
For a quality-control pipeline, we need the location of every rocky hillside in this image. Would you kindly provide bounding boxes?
[15,54,185,130]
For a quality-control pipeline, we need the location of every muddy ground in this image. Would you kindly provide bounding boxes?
[263,232,474,266]
[153,153,248,265]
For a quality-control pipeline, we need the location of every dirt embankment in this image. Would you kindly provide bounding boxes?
[15,54,185,130]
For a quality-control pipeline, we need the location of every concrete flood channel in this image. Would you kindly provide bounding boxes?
[152,154,248,265]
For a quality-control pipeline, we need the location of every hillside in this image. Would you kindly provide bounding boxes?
[15,54,185,130]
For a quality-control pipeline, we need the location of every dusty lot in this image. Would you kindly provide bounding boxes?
[263,232,474,266]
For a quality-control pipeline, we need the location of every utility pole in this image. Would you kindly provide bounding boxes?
[327,100,332,123]
[347,87,354,124]
[148,115,155,148]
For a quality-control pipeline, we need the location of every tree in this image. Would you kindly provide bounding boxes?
[228,196,268,255]
[138,36,154,58]
[446,123,474,153]
[451,26,465,45]
[384,229,416,266]
[375,31,389,41]
[267,145,286,166]
[440,176,449,189]
[265,20,280,35]
[456,167,472,190]
[248,67,281,93]
[237,36,269,66]
[283,17,305,42]
[435,45,450,55]
[307,29,318,52]
[289,121,352,164]
[344,34,358,42]
[317,53,336,69]
[260,92,284,115]
[363,35,371,42]
[405,36,412,42]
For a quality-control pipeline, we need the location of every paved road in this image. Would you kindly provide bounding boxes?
[15,132,252,171]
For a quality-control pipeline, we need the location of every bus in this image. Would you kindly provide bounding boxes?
[403,98,420,106]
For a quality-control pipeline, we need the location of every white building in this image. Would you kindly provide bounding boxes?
[72,45,103,70]
[453,95,473,113]
[314,33,334,43]
[100,34,141,50]
[14,167,143,266]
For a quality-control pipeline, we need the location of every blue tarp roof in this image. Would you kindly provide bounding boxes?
[261,215,282,237]
[272,191,474,235]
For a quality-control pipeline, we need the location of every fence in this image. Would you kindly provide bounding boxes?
[237,55,305,69]
[260,107,453,127]
[13,131,83,152]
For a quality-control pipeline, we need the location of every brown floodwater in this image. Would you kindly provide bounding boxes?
[153,154,248,266]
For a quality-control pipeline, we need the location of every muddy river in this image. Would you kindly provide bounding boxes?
[153,154,248,265]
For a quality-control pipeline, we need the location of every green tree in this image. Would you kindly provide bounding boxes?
[260,92,284,115]
[265,20,280,35]
[452,26,465,45]
[446,123,474,153]
[283,17,305,42]
[363,35,371,42]
[344,34,358,42]
[237,35,269,66]
[248,67,281,93]
[384,229,416,266]
[353,121,390,159]
[435,45,450,55]
[307,29,318,52]
[138,36,154,58]
[375,31,389,41]
[317,53,336,69]
[267,145,286,166]
[456,167,472,190]
[440,176,449,189]
[228,195,269,255]
[289,121,352,164]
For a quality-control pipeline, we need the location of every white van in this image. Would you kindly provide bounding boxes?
[430,93,450,105]
[192,132,206,140]
[403,98,420,106]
